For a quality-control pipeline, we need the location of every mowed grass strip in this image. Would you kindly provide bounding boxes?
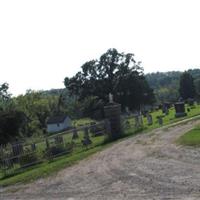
[177,126,200,146]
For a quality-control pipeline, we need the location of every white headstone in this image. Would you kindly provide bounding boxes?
[109,93,113,103]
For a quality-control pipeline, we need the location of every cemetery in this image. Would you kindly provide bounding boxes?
[1,99,200,187]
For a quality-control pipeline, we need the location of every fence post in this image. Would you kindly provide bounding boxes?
[45,138,49,149]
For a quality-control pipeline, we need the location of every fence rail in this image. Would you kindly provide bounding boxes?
[0,115,142,179]
[0,120,110,178]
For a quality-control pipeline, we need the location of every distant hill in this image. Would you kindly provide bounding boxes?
[145,68,200,103]
[41,88,65,96]
[41,69,200,104]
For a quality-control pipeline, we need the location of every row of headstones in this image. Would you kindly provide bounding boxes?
[135,113,163,127]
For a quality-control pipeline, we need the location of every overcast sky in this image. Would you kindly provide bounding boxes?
[1,0,200,96]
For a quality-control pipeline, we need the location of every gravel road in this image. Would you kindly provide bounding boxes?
[1,119,200,200]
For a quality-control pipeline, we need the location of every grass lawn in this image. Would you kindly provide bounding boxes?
[1,104,200,187]
[177,126,200,146]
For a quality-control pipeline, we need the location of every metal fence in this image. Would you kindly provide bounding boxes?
[0,114,144,179]
[0,120,110,178]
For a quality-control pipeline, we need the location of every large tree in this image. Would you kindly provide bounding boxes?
[0,83,27,144]
[179,71,196,100]
[64,48,154,113]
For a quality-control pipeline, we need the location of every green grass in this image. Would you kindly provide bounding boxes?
[1,104,200,187]
[0,145,106,186]
[73,118,95,126]
[177,126,200,146]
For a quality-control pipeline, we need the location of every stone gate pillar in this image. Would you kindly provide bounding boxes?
[104,102,122,140]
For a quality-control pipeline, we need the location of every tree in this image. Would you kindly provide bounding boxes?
[179,71,196,100]
[64,48,155,114]
[194,78,200,100]
[0,83,11,101]
[0,109,27,144]
[0,83,27,144]
[14,91,58,136]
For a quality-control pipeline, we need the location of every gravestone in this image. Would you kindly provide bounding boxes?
[174,102,187,118]
[31,143,36,151]
[72,128,79,140]
[162,103,170,115]
[134,113,143,128]
[54,135,64,145]
[104,93,122,140]
[157,116,163,126]
[147,113,153,126]
[138,114,143,126]
[187,98,194,106]
[125,107,130,115]
[135,115,140,128]
[82,127,92,148]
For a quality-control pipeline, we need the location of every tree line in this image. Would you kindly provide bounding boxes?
[1,48,200,144]
[146,69,200,103]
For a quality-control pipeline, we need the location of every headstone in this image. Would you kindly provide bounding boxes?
[187,98,194,106]
[174,102,187,118]
[82,127,92,148]
[147,113,153,126]
[125,107,130,115]
[72,128,79,140]
[138,115,143,126]
[162,103,170,115]
[54,135,64,145]
[31,143,36,151]
[135,115,140,128]
[157,116,163,126]
[109,93,114,103]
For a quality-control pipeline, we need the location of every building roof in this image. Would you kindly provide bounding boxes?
[47,115,68,124]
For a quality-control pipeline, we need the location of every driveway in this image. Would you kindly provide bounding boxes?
[1,119,200,200]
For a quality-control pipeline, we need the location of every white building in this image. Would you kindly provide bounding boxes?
[47,115,72,133]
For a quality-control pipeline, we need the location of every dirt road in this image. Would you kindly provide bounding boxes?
[1,119,200,200]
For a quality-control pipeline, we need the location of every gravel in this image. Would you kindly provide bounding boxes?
[1,120,200,200]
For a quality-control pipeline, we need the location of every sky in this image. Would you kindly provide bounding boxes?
[0,0,200,96]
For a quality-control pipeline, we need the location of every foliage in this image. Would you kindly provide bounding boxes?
[64,48,155,115]
[0,109,27,144]
[0,84,27,144]
[0,83,11,102]
[14,91,59,136]
[179,71,196,100]
[146,69,200,103]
